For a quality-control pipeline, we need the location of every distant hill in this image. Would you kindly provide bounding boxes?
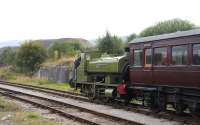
[33,38,92,48]
[0,38,93,49]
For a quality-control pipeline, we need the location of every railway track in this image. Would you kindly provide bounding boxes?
[0,81,180,125]
[0,80,198,124]
[0,89,136,125]
[0,86,141,125]
[0,80,86,100]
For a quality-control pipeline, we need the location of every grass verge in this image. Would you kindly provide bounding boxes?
[9,76,73,91]
[0,67,75,92]
[0,96,57,125]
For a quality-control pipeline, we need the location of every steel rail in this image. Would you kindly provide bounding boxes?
[0,80,197,124]
[0,80,81,95]
[0,85,142,125]
[0,90,101,125]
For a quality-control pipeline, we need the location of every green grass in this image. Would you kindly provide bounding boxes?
[9,77,74,92]
[0,96,57,125]
[0,67,75,92]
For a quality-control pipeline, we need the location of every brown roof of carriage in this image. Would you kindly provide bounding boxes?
[129,28,200,44]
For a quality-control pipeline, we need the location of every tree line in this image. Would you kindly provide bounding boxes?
[0,18,197,74]
[0,41,84,74]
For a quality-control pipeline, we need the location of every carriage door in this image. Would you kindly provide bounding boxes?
[143,48,153,83]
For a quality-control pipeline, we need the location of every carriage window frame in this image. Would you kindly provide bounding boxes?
[144,48,152,67]
[133,49,143,67]
[192,44,200,65]
[171,45,188,65]
[154,47,168,66]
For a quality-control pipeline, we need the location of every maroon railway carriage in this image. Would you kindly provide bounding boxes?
[128,29,200,114]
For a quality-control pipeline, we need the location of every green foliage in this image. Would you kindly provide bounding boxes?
[27,112,39,119]
[0,67,17,80]
[97,32,124,55]
[0,47,17,65]
[48,41,84,59]
[126,33,137,43]
[140,18,196,37]
[16,42,47,74]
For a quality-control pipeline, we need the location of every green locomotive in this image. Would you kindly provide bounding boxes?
[71,51,129,99]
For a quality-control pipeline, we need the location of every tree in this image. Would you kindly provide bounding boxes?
[126,33,137,43]
[16,42,47,74]
[140,19,196,37]
[0,47,17,65]
[48,41,84,59]
[97,32,124,55]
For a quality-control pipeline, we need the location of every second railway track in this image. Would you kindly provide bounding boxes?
[0,80,86,100]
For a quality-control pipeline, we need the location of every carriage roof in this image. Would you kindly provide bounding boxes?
[129,28,200,44]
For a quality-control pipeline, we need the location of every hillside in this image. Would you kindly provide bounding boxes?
[33,38,92,48]
[0,38,93,49]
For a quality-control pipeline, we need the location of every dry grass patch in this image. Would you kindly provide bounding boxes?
[12,112,56,125]
[0,97,20,112]
[0,96,57,125]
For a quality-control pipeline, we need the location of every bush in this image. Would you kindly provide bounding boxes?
[97,32,124,55]
[16,42,47,74]
[140,19,196,37]
[48,41,84,59]
[0,67,17,80]
[0,47,17,66]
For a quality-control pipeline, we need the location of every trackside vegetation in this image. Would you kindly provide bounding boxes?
[97,31,124,55]
[16,42,47,74]
[0,96,57,125]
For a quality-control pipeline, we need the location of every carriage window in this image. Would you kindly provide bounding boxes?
[154,47,167,66]
[134,49,142,66]
[193,44,200,65]
[172,45,188,65]
[145,48,152,67]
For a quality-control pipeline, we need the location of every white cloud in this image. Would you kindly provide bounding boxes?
[0,0,199,41]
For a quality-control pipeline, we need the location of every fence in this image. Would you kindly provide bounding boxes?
[37,66,72,83]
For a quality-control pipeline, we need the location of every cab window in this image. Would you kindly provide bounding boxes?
[172,45,188,65]
[134,49,142,66]
[154,47,167,66]
[144,48,152,67]
[193,44,200,65]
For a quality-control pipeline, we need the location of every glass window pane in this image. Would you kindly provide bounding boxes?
[134,49,142,66]
[193,44,200,65]
[145,48,152,67]
[154,47,167,66]
[172,45,187,65]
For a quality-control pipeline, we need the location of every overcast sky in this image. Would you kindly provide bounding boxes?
[0,0,200,42]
